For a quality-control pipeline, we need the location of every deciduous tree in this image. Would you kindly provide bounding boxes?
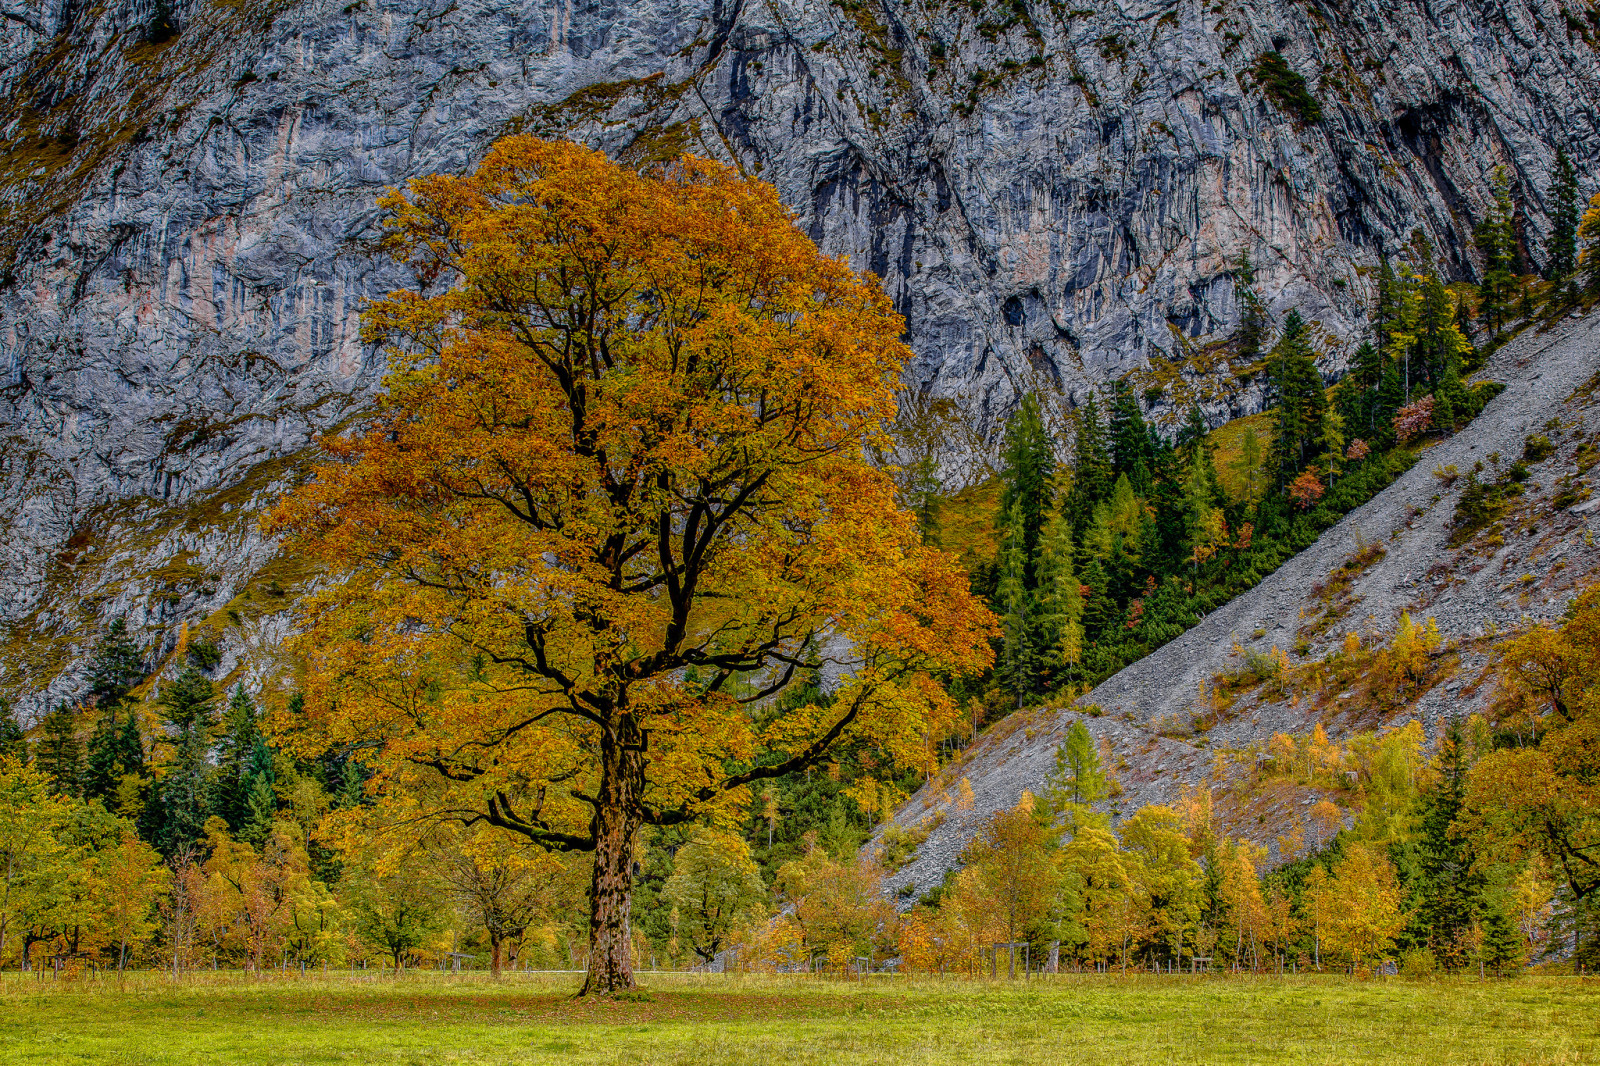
[268,137,994,994]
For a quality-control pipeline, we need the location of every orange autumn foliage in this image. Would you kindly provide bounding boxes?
[266,137,994,994]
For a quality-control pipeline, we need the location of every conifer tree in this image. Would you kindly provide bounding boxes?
[84,706,121,804]
[1035,512,1084,686]
[1265,311,1327,488]
[240,737,278,848]
[1413,273,1470,391]
[1107,381,1154,493]
[0,697,23,764]
[1547,148,1579,284]
[213,684,260,834]
[87,619,144,709]
[1046,720,1109,812]
[996,392,1056,588]
[1475,167,1519,336]
[996,506,1037,705]
[1231,426,1264,503]
[152,667,216,857]
[36,703,84,797]
[1235,257,1268,364]
[1373,257,1403,360]
[1175,405,1208,462]
[1065,395,1113,535]
[1412,717,1484,968]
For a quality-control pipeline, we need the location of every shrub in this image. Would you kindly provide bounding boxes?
[1523,434,1556,462]
[1399,946,1438,977]
[1252,51,1323,123]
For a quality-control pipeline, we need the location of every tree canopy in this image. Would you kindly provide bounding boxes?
[268,137,995,994]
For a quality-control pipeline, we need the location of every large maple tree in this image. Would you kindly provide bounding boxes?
[268,137,994,994]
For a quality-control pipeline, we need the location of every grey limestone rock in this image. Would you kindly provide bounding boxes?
[1,0,1597,707]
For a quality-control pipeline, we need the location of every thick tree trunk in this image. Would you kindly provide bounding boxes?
[490,935,503,981]
[580,720,645,996]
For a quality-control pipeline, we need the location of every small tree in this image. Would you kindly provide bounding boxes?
[662,828,768,965]
[35,705,84,798]
[436,828,569,978]
[100,831,169,976]
[1046,721,1109,812]
[1547,148,1580,284]
[1475,167,1519,335]
[350,862,444,973]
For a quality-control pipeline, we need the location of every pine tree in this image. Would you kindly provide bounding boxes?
[0,696,25,764]
[996,392,1056,589]
[36,703,84,797]
[1374,258,1403,361]
[1475,167,1519,336]
[153,667,216,857]
[1548,147,1579,283]
[1265,311,1327,488]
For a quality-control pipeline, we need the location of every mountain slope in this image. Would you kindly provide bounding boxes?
[3,0,1599,707]
[881,310,1600,897]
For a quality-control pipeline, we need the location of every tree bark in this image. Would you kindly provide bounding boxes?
[579,719,645,996]
[490,934,503,981]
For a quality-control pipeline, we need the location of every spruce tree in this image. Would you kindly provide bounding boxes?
[0,697,24,764]
[1475,167,1519,336]
[1107,380,1154,493]
[239,737,278,848]
[36,703,84,796]
[1175,405,1208,462]
[153,667,216,857]
[1548,147,1579,283]
[1413,717,1484,969]
[1374,258,1402,354]
[1065,395,1113,535]
[1414,273,1471,392]
[1265,311,1327,488]
[1035,511,1084,686]
[87,618,144,708]
[995,505,1037,705]
[1235,257,1267,364]
[996,392,1055,589]
[84,706,121,804]
[214,684,260,834]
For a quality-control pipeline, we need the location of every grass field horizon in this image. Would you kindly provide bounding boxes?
[4,972,1595,1064]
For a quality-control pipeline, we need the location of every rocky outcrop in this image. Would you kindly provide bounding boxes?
[2,0,1598,706]
[878,310,1600,898]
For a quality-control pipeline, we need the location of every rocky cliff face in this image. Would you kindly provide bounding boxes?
[1,0,1597,707]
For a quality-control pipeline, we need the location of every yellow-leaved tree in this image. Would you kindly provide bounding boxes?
[267,137,995,994]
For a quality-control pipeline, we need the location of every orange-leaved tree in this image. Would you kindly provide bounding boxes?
[1462,584,1600,919]
[267,137,995,994]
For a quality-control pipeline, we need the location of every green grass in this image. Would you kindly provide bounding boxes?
[1,972,1595,1064]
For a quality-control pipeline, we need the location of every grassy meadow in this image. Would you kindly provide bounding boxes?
[2,972,1594,1065]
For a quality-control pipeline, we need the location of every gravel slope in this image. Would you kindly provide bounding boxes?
[878,310,1600,898]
